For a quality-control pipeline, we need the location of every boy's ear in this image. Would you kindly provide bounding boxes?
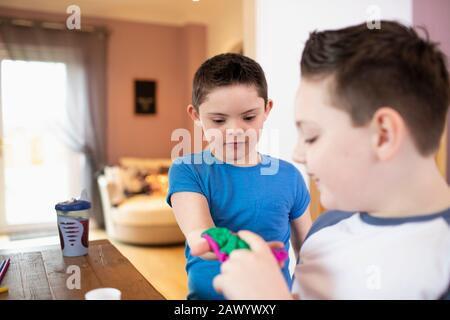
[263,99,274,120]
[370,107,406,161]
[187,104,201,125]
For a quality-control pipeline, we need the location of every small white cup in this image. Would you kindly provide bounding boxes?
[85,288,121,300]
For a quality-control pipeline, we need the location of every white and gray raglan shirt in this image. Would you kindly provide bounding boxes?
[292,208,450,299]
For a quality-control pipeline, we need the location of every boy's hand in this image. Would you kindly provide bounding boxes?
[187,230,217,260]
[190,237,213,257]
[213,231,293,300]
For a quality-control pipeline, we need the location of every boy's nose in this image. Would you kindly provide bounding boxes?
[293,140,307,165]
[225,126,245,140]
[226,120,244,130]
[293,153,306,165]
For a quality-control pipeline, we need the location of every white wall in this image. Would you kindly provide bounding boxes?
[252,0,413,171]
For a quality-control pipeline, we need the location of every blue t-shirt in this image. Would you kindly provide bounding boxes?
[166,149,310,300]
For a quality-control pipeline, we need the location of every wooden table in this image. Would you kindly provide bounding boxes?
[0,239,165,300]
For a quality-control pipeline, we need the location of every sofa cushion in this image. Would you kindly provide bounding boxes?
[112,195,177,227]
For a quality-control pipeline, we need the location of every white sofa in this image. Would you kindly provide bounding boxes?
[97,159,185,245]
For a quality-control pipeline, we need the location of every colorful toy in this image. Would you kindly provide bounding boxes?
[201,227,288,264]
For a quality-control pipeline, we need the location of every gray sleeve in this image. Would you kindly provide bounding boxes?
[444,211,450,227]
[303,210,353,243]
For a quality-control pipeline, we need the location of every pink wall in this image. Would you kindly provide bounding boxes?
[104,20,206,164]
[413,0,450,183]
[0,6,207,164]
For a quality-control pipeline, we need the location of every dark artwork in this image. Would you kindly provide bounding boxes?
[135,80,156,114]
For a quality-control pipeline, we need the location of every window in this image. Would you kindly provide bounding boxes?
[0,59,84,229]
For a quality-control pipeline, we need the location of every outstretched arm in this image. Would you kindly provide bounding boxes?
[170,192,216,259]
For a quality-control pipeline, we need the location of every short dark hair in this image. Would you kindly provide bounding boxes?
[301,20,450,156]
[192,53,268,110]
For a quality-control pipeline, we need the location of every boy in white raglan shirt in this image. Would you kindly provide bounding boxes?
[213,20,450,300]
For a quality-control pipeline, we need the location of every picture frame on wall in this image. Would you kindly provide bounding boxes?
[135,80,156,115]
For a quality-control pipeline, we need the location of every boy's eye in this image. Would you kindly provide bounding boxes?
[304,137,318,144]
[243,115,256,121]
[212,119,225,124]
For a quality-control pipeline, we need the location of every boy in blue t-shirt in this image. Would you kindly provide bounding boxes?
[166,53,311,300]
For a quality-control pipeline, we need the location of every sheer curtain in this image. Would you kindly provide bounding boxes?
[0,18,108,227]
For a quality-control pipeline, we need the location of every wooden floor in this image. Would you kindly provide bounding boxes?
[0,229,188,300]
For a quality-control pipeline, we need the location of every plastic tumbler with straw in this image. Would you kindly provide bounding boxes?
[55,198,91,257]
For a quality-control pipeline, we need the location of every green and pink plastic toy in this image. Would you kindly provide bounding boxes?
[201,227,288,263]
